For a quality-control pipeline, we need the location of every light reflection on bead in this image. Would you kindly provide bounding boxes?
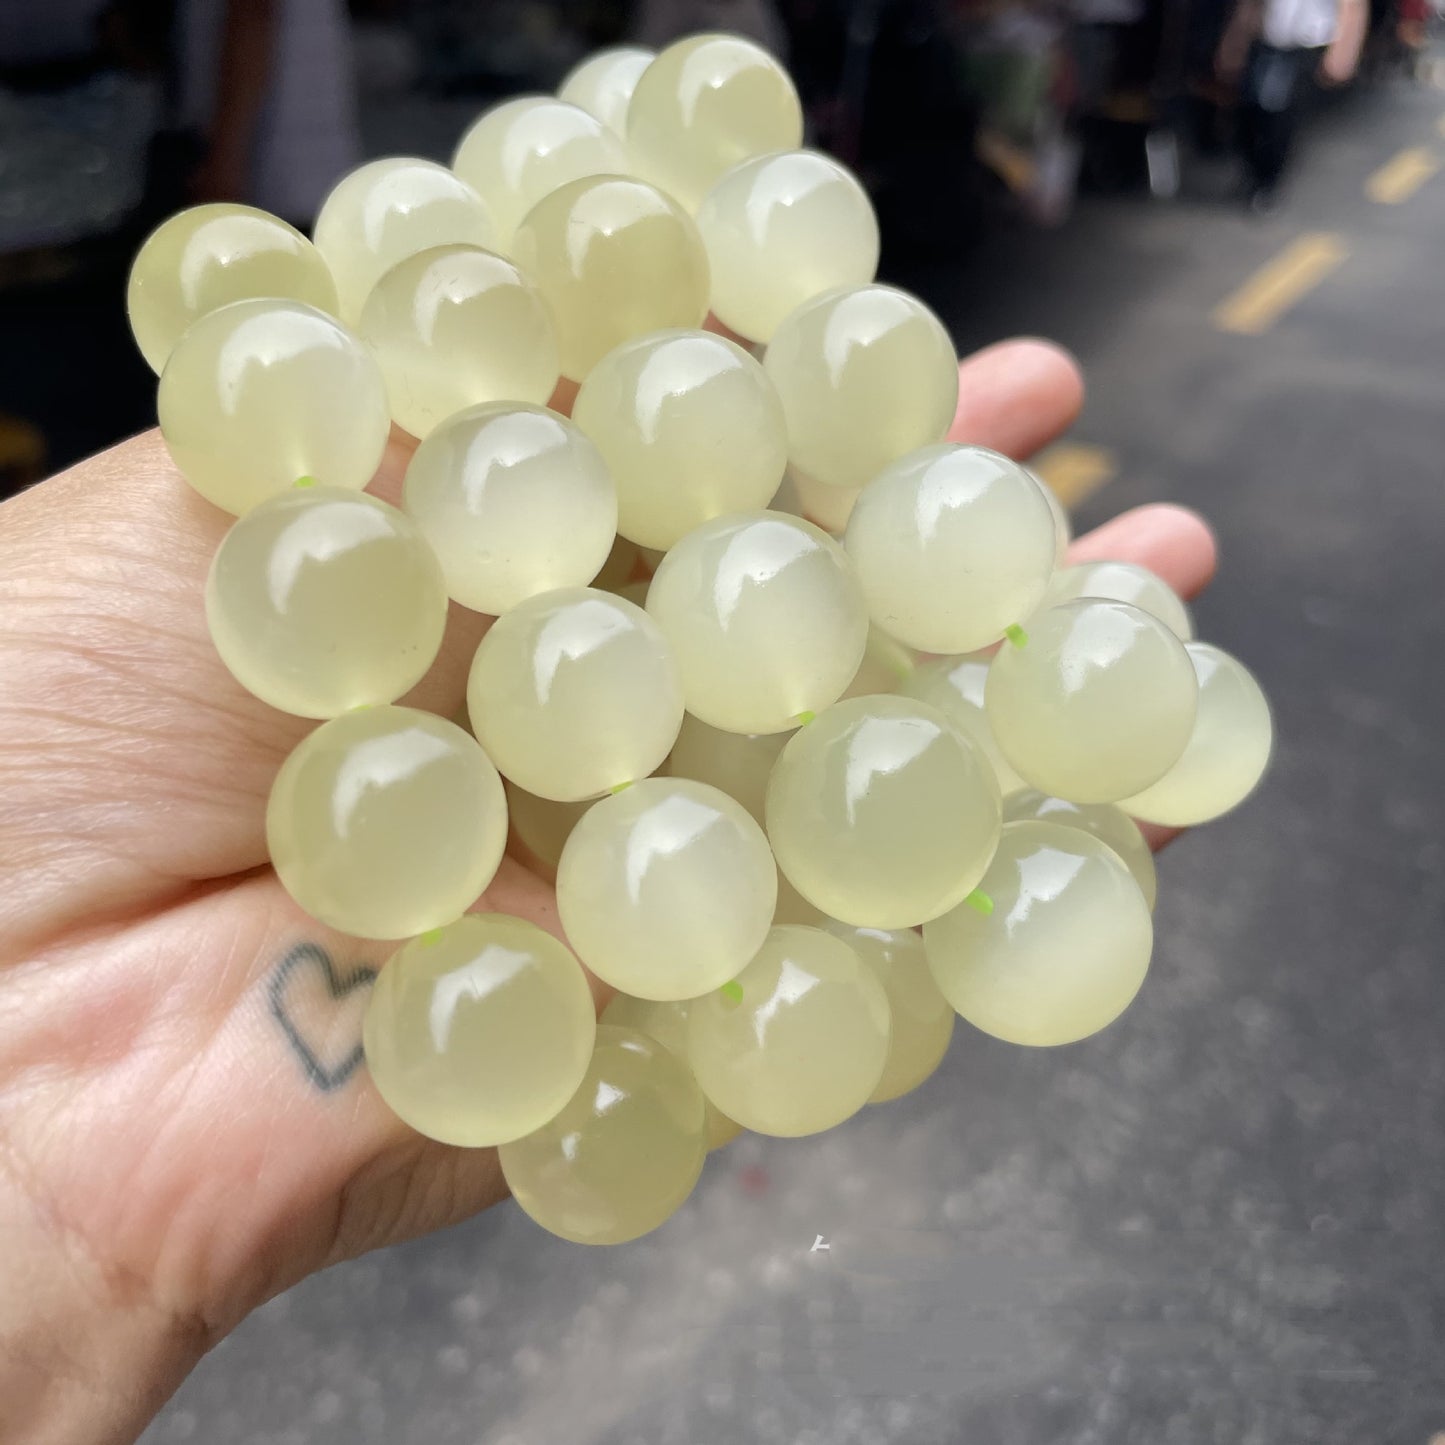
[1042,560,1193,640]
[1003,789,1158,909]
[559,46,654,134]
[900,654,1027,796]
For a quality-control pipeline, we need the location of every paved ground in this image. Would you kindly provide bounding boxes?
[135,71,1445,1445]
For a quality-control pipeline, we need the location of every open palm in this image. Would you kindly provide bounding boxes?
[0,339,1214,1441]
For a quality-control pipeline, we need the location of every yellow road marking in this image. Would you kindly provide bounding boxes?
[1366,146,1440,203]
[1212,233,1347,335]
[1031,444,1117,508]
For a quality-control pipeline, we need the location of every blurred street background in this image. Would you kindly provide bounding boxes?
[3,3,1444,1442]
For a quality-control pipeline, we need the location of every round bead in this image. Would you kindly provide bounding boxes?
[467,588,683,801]
[358,246,560,439]
[1003,789,1158,910]
[571,329,786,549]
[504,783,594,875]
[686,926,890,1137]
[840,625,918,701]
[401,402,615,613]
[158,299,390,515]
[986,600,1199,804]
[924,822,1153,1047]
[266,706,508,939]
[312,158,495,322]
[763,284,959,492]
[206,486,448,718]
[510,176,710,380]
[900,653,1026,795]
[499,1025,707,1245]
[645,512,868,734]
[557,778,777,1000]
[626,33,803,210]
[127,204,338,374]
[665,714,792,826]
[1120,644,1273,826]
[824,922,954,1103]
[558,46,654,134]
[451,96,628,250]
[600,994,742,1149]
[363,914,596,1147]
[845,445,1058,653]
[1043,560,1193,640]
[765,695,1002,928]
[696,149,879,343]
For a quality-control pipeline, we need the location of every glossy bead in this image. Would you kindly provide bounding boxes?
[127,203,338,373]
[312,158,495,322]
[571,329,787,549]
[1120,644,1274,826]
[558,46,654,134]
[363,914,596,1147]
[158,299,390,514]
[765,695,1002,929]
[206,486,448,718]
[645,512,869,734]
[467,588,683,801]
[845,445,1058,653]
[824,922,954,1103]
[626,33,803,210]
[686,926,890,1137]
[665,714,792,826]
[499,1025,707,1245]
[1043,560,1193,640]
[451,96,628,250]
[401,401,616,613]
[1003,789,1158,909]
[266,706,508,939]
[510,176,710,380]
[763,284,959,492]
[557,778,776,1000]
[925,823,1153,1047]
[986,600,1199,804]
[900,653,1026,795]
[359,246,560,439]
[696,149,879,343]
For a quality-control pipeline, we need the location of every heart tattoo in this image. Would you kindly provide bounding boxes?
[266,942,378,1093]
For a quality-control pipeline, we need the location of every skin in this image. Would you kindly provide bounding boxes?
[0,339,1215,1443]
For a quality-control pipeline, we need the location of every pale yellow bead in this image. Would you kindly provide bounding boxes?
[364,914,596,1147]
[557,778,777,1000]
[127,203,338,374]
[401,401,615,613]
[686,926,890,1137]
[558,46,654,133]
[467,588,683,801]
[789,468,862,534]
[312,158,495,323]
[626,33,803,211]
[645,511,868,734]
[206,486,448,718]
[844,445,1057,653]
[824,922,954,1103]
[510,176,710,380]
[1003,789,1158,910]
[504,783,595,876]
[696,149,879,343]
[763,284,959,492]
[571,329,786,549]
[899,653,1027,795]
[600,995,742,1149]
[266,706,508,940]
[358,246,560,439]
[986,600,1199,804]
[1119,644,1273,826]
[499,1025,707,1244]
[665,714,792,826]
[1043,560,1193,640]
[765,695,1002,929]
[158,298,390,515]
[924,822,1153,1047]
[451,96,628,250]
[839,626,918,701]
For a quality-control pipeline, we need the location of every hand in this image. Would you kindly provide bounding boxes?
[0,339,1215,1442]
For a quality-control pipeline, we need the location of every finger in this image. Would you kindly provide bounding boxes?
[948,338,1085,458]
